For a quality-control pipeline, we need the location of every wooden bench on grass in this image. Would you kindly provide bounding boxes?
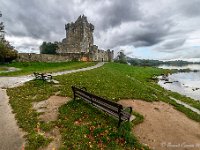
[72,86,133,127]
[33,72,52,82]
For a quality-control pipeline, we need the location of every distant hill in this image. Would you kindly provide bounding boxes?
[127,57,200,67]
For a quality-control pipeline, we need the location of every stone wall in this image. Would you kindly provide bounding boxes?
[89,45,114,62]
[17,52,113,62]
[17,53,83,62]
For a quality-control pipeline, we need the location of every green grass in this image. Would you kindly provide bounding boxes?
[7,62,200,149]
[7,80,56,149]
[0,67,7,71]
[0,61,96,76]
[54,63,200,121]
[58,100,148,150]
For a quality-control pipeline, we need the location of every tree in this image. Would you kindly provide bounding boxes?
[40,41,58,54]
[0,41,18,63]
[0,11,17,63]
[0,11,5,41]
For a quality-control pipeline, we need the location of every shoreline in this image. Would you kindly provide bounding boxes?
[158,71,200,101]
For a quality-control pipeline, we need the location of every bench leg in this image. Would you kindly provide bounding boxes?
[73,93,76,100]
[118,114,122,128]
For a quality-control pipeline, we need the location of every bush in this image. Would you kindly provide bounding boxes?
[0,41,18,63]
[40,41,58,54]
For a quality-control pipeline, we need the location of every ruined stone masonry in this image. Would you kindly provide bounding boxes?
[57,15,94,54]
[58,15,114,62]
[17,15,113,62]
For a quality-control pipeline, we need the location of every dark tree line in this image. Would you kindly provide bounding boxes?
[113,49,200,66]
[40,41,59,54]
[127,58,200,66]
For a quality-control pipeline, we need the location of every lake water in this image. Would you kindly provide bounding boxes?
[158,64,200,70]
[158,64,200,101]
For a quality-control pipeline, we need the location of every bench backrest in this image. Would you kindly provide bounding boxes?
[72,86,123,113]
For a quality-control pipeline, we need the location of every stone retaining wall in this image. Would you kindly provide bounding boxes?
[17,53,82,62]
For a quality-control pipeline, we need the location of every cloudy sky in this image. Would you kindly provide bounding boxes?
[1,0,200,61]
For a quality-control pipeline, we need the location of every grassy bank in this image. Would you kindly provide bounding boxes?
[54,63,200,121]
[0,67,7,71]
[7,63,200,149]
[0,61,96,76]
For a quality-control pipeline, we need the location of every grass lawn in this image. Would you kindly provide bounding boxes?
[0,67,7,71]
[0,61,96,76]
[58,100,146,149]
[7,63,200,149]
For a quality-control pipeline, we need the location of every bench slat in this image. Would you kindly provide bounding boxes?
[73,87,122,108]
[75,91,121,112]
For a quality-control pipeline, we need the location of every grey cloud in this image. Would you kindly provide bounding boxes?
[162,39,186,49]
[98,16,175,49]
[152,38,186,53]
[0,0,200,61]
[178,0,200,17]
[1,0,75,40]
[0,0,176,48]
[95,0,141,29]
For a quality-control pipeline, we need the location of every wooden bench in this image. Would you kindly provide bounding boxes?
[72,86,133,127]
[33,72,52,82]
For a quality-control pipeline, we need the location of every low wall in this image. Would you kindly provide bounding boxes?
[17,53,83,62]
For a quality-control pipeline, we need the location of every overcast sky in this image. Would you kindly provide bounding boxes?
[1,0,200,61]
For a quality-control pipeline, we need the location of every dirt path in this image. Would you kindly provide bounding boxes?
[0,62,105,89]
[118,100,200,150]
[33,96,71,150]
[0,89,24,150]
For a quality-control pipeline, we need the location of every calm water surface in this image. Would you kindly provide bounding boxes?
[158,64,200,70]
[158,64,200,101]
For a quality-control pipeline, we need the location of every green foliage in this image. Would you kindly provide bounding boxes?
[40,41,58,54]
[0,40,18,63]
[0,12,17,63]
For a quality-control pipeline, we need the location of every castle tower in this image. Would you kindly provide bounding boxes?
[58,15,94,54]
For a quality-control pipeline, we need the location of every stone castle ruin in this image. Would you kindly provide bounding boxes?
[58,15,94,54]
[18,15,113,62]
[58,15,113,62]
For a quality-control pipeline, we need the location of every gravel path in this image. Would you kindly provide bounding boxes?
[0,62,105,88]
[0,62,104,150]
[0,89,24,150]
